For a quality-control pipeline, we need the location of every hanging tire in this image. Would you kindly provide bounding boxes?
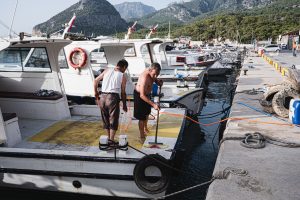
[272,88,300,118]
[134,154,171,194]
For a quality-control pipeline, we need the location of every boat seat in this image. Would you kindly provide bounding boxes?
[0,91,70,120]
[1,112,21,147]
[0,91,63,100]
[2,113,17,122]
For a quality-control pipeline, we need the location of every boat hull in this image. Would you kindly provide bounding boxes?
[0,151,163,198]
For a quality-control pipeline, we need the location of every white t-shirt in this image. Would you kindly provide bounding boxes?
[101,68,123,96]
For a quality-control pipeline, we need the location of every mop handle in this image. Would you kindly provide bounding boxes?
[154,85,162,143]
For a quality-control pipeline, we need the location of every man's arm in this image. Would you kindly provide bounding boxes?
[140,76,159,110]
[121,74,127,112]
[94,69,107,100]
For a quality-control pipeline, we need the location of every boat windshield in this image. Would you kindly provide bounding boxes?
[0,47,51,72]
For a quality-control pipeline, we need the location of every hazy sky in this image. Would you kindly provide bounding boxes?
[0,0,178,37]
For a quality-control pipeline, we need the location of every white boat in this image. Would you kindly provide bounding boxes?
[207,61,233,76]
[62,39,206,115]
[0,37,188,198]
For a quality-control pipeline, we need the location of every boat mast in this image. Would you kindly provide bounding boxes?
[9,0,18,39]
[168,21,171,39]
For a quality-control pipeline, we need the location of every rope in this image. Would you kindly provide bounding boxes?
[198,106,231,117]
[153,179,214,200]
[160,111,294,127]
[220,132,300,149]
[153,167,248,200]
[236,102,300,128]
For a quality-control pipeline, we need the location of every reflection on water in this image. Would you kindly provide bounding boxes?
[0,69,238,200]
[166,69,238,200]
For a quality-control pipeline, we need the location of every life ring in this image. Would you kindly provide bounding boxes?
[133,154,170,194]
[68,47,87,69]
[272,88,300,118]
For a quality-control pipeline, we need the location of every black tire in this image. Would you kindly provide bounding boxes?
[263,85,286,104]
[272,88,300,118]
[259,99,274,113]
[134,154,171,194]
[282,80,299,91]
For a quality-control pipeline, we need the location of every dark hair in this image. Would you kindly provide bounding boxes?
[117,59,128,69]
[150,62,161,72]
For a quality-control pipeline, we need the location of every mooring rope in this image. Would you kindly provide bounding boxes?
[128,145,211,180]
[220,132,300,149]
[153,167,248,200]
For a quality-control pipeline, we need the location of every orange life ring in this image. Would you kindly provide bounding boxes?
[68,47,87,69]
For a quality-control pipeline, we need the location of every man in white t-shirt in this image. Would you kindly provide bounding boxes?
[94,59,128,143]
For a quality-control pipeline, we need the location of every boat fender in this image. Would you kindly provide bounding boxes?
[68,47,87,69]
[133,154,170,194]
[272,88,300,118]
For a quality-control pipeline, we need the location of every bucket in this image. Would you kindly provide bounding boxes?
[289,99,300,125]
[152,83,159,96]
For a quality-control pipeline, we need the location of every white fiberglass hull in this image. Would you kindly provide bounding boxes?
[0,149,164,198]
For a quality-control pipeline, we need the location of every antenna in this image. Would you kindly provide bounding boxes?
[168,21,171,39]
[9,0,19,39]
[0,19,18,37]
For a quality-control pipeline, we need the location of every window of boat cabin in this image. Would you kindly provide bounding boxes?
[0,47,51,72]
[124,47,136,57]
[58,49,68,69]
[90,47,107,67]
[140,44,152,67]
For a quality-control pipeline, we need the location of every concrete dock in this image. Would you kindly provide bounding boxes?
[206,52,300,200]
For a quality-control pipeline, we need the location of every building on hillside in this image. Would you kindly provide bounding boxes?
[278,30,300,50]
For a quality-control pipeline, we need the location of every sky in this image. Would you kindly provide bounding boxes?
[0,0,178,37]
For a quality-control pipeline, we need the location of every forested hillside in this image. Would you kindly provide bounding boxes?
[127,0,300,43]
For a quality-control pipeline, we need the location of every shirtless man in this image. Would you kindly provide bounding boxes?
[134,63,163,142]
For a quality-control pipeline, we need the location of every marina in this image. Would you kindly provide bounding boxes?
[206,52,300,200]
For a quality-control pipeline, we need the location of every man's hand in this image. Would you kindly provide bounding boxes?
[123,104,128,112]
[95,92,100,100]
[153,103,160,111]
[156,79,163,87]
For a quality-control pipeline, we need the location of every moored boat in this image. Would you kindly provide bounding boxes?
[0,37,188,198]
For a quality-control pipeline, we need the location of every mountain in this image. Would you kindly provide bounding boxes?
[139,0,274,26]
[114,2,156,21]
[33,0,128,36]
[171,0,300,42]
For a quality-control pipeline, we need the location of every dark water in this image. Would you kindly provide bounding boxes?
[165,70,237,200]
[0,70,238,200]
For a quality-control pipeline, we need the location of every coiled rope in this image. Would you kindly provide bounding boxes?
[220,132,300,149]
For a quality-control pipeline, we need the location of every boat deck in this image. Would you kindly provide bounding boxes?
[11,108,186,160]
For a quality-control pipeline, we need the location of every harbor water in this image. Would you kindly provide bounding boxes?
[0,68,239,200]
